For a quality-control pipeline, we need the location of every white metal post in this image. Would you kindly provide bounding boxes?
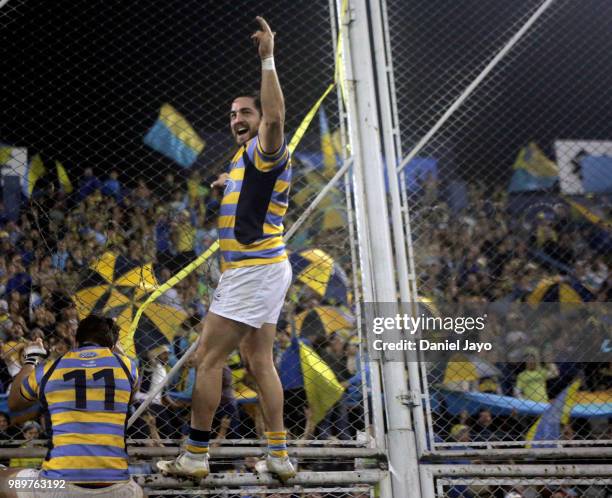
[369,0,429,460]
[335,0,389,469]
[343,0,421,496]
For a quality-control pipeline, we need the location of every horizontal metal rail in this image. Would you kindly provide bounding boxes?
[423,447,612,460]
[423,464,612,477]
[126,438,369,447]
[134,470,387,488]
[146,487,373,495]
[433,438,612,448]
[438,478,612,487]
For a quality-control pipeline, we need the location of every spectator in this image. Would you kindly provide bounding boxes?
[472,408,503,442]
[51,239,69,271]
[514,352,559,403]
[101,170,122,201]
[9,420,45,469]
[77,167,102,201]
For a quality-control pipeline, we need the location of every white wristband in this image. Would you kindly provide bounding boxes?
[261,56,275,71]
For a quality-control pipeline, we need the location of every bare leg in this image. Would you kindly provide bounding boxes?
[240,323,284,432]
[191,312,252,431]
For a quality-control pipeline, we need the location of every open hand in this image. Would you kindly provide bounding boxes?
[251,16,275,59]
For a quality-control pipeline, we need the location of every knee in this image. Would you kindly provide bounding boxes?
[244,353,274,377]
[199,349,229,371]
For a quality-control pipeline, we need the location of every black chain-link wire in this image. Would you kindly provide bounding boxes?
[0,1,368,483]
[437,477,612,498]
[387,0,612,448]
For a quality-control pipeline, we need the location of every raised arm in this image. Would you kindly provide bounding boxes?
[8,339,46,412]
[251,16,285,154]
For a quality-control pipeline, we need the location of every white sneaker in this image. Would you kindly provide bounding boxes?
[254,455,297,482]
[156,452,210,479]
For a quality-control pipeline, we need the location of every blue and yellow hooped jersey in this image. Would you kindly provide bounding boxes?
[219,136,291,272]
[20,346,138,483]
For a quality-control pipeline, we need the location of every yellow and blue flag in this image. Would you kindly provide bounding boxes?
[564,197,612,252]
[55,160,73,193]
[526,378,581,448]
[565,198,611,231]
[23,153,47,198]
[319,105,337,179]
[279,335,345,426]
[144,104,205,168]
[0,146,13,166]
[509,143,558,192]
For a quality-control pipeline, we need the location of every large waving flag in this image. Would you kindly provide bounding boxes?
[279,335,345,426]
[526,378,581,448]
[508,143,558,192]
[144,104,205,168]
[319,105,337,179]
[23,153,47,197]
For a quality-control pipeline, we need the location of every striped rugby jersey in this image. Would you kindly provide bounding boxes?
[20,346,138,483]
[219,136,291,272]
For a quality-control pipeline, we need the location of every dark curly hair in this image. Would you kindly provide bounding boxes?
[75,315,119,349]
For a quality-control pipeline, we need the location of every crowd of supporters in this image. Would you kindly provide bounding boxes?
[412,180,611,444]
[0,167,610,474]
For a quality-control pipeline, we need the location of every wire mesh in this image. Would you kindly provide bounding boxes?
[436,477,612,498]
[0,0,369,477]
[386,0,612,449]
[144,488,374,497]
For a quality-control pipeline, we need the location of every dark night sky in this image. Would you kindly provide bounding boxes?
[2,0,612,186]
[0,0,336,181]
[387,0,612,182]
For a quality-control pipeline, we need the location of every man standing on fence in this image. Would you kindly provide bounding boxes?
[157,16,295,481]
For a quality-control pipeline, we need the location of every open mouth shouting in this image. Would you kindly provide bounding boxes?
[234,125,251,141]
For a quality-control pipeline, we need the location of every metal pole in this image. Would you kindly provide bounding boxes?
[424,464,612,477]
[329,0,373,443]
[420,465,437,498]
[284,158,352,242]
[422,447,612,459]
[396,0,558,174]
[335,0,389,481]
[127,339,198,428]
[146,488,375,496]
[135,470,388,488]
[344,0,421,496]
[369,0,429,460]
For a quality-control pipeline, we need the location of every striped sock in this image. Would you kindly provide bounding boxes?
[185,428,210,458]
[266,430,288,459]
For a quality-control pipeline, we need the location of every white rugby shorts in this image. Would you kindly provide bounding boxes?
[209,259,292,328]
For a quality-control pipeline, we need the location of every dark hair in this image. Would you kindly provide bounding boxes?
[75,315,119,349]
[233,91,261,114]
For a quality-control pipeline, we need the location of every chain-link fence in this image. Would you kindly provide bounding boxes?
[144,488,374,497]
[385,0,612,450]
[435,478,612,498]
[0,0,370,484]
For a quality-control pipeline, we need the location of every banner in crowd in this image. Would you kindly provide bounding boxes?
[441,388,612,419]
[555,140,612,194]
[508,142,558,192]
